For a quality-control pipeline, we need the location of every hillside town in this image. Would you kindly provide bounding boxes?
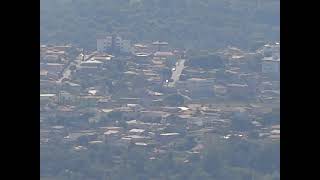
[40,35,280,163]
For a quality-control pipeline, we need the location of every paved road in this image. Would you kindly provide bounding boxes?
[168,59,185,87]
[57,54,86,83]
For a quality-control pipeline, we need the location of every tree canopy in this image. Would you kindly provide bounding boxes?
[41,0,279,50]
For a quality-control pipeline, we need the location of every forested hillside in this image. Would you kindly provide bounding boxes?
[41,138,280,180]
[40,0,279,50]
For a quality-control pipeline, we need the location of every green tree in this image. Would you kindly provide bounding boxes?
[163,94,185,106]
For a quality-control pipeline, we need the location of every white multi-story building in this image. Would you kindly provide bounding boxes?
[97,35,131,54]
[97,36,112,53]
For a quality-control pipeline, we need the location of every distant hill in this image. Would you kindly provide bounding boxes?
[41,0,279,50]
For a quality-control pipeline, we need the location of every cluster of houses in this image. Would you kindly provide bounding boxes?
[40,38,280,159]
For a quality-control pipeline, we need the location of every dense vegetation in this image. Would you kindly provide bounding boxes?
[40,0,279,50]
[186,54,226,69]
[41,138,279,180]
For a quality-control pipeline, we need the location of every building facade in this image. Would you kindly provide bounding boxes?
[97,35,132,54]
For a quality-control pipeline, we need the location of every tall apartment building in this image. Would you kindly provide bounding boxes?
[97,35,132,54]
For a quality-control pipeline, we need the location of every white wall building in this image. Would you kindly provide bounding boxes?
[97,36,131,54]
[97,36,112,53]
[40,94,57,104]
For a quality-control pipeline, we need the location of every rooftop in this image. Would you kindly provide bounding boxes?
[187,78,207,81]
[152,41,169,45]
[231,55,245,59]
[51,126,64,129]
[45,63,64,66]
[262,57,280,62]
[227,84,248,87]
[178,107,190,111]
[160,133,180,136]
[40,94,56,97]
[82,60,103,64]
[129,129,145,133]
[124,135,148,139]
[89,141,103,144]
[101,109,113,113]
[134,44,148,48]
[100,126,122,130]
[135,53,151,57]
[92,56,112,61]
[135,142,148,146]
[104,130,120,135]
[154,51,174,57]
[270,129,280,134]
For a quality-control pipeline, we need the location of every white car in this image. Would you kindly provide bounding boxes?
[172,67,176,71]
